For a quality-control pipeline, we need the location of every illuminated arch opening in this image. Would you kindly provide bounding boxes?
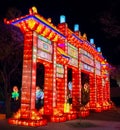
[67,68,72,104]
[81,72,90,106]
[36,63,45,110]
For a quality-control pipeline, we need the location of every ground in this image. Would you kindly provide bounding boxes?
[0,106,120,130]
[85,106,120,122]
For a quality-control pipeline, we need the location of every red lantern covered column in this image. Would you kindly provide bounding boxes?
[104,76,110,101]
[52,41,57,108]
[72,68,80,108]
[64,40,69,104]
[89,73,97,110]
[106,77,110,101]
[95,76,103,112]
[44,62,53,115]
[96,76,103,105]
[21,31,37,117]
[78,49,82,105]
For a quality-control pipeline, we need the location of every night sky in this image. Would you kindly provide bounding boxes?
[1,0,120,66]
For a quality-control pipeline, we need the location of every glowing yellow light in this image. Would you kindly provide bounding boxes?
[32,6,38,13]
[64,103,70,113]
[27,19,36,30]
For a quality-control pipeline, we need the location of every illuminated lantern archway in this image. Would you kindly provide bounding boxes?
[5,6,111,126]
[6,7,66,126]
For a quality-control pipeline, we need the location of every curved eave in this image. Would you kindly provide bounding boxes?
[67,30,83,48]
[72,33,83,43]
[5,14,65,42]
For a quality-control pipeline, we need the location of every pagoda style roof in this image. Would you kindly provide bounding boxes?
[4,6,108,65]
[4,6,65,42]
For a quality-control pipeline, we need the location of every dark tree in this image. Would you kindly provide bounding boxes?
[110,78,119,88]
[5,7,22,20]
[0,22,23,117]
[110,65,120,87]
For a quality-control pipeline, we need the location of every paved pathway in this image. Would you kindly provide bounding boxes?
[0,119,120,130]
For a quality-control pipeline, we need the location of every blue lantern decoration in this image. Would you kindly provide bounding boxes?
[90,38,94,44]
[60,15,66,23]
[74,24,79,31]
[97,47,101,52]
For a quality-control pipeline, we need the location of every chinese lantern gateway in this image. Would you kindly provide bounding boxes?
[5,7,112,127]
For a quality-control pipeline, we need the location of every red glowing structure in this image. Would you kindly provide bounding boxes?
[5,7,112,126]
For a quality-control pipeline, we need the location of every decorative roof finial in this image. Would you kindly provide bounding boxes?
[83,33,87,40]
[29,6,38,14]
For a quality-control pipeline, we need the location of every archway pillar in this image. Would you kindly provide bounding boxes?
[72,68,80,108]
[89,73,97,110]
[20,31,37,116]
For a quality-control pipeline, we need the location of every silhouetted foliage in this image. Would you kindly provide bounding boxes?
[110,78,119,88]
[0,22,23,117]
[110,65,120,87]
[5,7,22,20]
